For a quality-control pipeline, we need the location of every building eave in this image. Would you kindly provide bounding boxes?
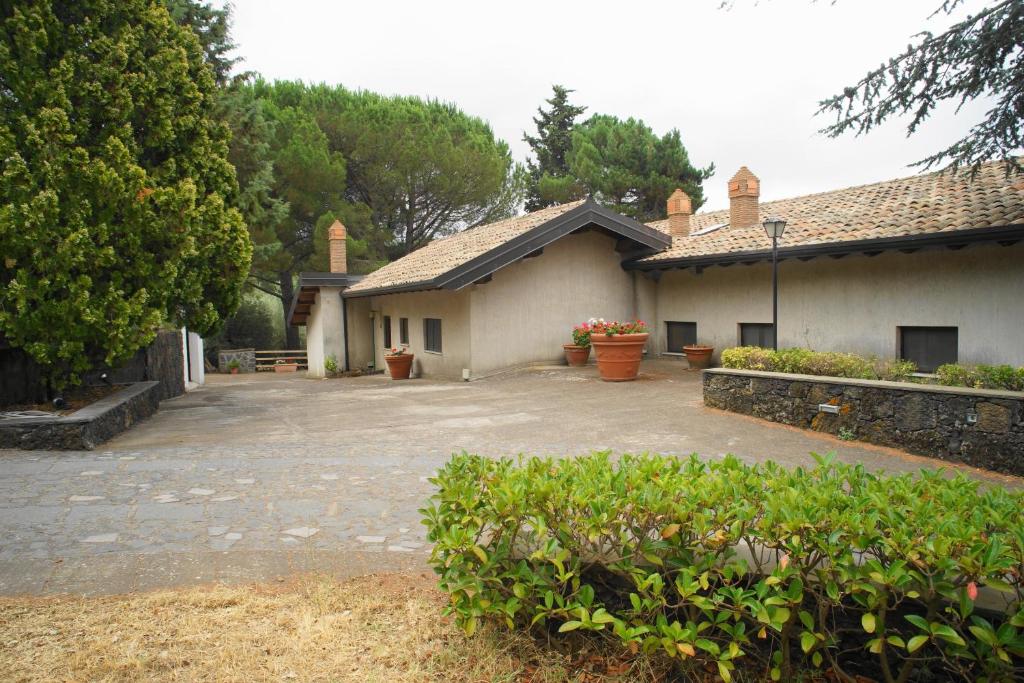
[624,224,1024,273]
[288,272,362,327]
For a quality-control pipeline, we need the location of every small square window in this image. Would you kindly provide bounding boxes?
[739,323,775,348]
[665,321,697,353]
[899,326,957,372]
[382,315,392,348]
[399,318,409,345]
[424,318,442,353]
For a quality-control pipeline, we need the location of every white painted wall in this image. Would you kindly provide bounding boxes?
[187,332,204,385]
[468,231,639,375]
[304,287,345,378]
[654,243,1024,366]
[370,289,472,379]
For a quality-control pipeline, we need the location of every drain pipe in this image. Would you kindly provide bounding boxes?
[341,292,350,372]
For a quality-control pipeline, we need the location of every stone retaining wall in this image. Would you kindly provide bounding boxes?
[0,381,161,450]
[703,368,1024,476]
[218,348,255,373]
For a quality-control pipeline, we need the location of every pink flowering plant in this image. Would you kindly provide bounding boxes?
[571,322,592,348]
[385,345,408,357]
[588,318,649,337]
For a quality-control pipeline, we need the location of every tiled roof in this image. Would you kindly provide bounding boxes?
[346,201,585,293]
[640,160,1024,263]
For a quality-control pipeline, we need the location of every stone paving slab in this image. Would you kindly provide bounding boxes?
[0,361,1019,596]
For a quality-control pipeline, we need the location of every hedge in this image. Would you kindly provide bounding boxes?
[721,346,1024,391]
[423,452,1024,682]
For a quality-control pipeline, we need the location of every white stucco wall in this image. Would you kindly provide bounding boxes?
[654,242,1024,366]
[468,230,639,375]
[304,287,345,378]
[370,289,472,379]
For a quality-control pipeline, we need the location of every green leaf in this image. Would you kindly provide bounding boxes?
[932,625,966,647]
[801,631,817,653]
[471,545,488,563]
[558,620,583,633]
[799,610,814,630]
[907,635,930,653]
[862,613,876,634]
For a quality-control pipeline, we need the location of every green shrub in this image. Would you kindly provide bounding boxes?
[423,452,1024,682]
[324,355,339,375]
[937,364,1024,392]
[722,346,905,381]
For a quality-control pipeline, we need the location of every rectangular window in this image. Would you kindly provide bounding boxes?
[382,315,392,349]
[900,326,957,372]
[739,323,775,348]
[665,321,697,353]
[399,317,409,345]
[424,318,442,353]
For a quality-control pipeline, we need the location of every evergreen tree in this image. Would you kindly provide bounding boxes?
[540,115,714,221]
[0,0,251,388]
[523,85,587,211]
[819,0,1023,176]
[164,0,238,85]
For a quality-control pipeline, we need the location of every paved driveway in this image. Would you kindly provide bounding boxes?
[0,361,1016,596]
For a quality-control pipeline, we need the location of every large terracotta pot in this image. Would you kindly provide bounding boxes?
[384,353,414,380]
[590,333,649,382]
[274,363,298,373]
[683,345,714,370]
[562,344,591,367]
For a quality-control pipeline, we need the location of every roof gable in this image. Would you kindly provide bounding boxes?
[346,199,670,296]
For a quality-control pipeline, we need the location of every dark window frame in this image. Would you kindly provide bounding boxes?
[399,317,409,345]
[899,326,958,372]
[739,322,775,348]
[424,318,442,354]
[382,315,392,348]
[665,321,697,353]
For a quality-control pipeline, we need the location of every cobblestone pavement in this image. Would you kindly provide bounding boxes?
[1,362,1018,596]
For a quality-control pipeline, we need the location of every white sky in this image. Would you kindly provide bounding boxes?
[223,0,994,211]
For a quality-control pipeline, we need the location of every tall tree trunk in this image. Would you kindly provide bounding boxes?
[279,271,300,349]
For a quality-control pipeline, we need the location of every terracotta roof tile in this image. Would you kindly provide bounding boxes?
[347,201,585,293]
[640,160,1024,262]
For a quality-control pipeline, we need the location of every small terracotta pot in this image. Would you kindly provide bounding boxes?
[683,345,714,370]
[384,353,414,380]
[562,344,591,367]
[590,333,648,382]
[230,367,239,375]
[274,363,298,373]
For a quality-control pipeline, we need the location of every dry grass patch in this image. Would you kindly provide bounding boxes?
[0,572,669,683]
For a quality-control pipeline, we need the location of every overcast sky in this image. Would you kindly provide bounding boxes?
[223,0,994,211]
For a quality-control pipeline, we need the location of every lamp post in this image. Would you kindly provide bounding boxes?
[762,216,787,350]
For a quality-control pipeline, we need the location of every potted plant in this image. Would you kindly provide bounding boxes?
[274,359,298,373]
[683,344,714,369]
[383,346,414,380]
[588,318,650,382]
[563,322,592,367]
[226,359,241,375]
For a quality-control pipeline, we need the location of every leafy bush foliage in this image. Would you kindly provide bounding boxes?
[423,452,1024,682]
[937,364,1024,392]
[721,347,918,383]
[0,0,251,387]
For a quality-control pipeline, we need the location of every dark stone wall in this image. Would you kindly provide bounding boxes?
[703,369,1024,477]
[0,381,161,450]
[1,329,184,404]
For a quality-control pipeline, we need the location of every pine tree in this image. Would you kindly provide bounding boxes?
[523,86,587,211]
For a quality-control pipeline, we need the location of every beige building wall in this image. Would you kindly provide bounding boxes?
[345,296,375,372]
[468,230,639,375]
[369,289,472,379]
[304,287,345,378]
[654,242,1024,366]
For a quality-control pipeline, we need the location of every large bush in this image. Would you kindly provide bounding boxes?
[423,452,1024,682]
[0,0,251,388]
[937,363,1024,392]
[721,347,916,382]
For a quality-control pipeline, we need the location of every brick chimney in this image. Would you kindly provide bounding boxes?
[666,188,692,238]
[728,166,760,229]
[328,219,347,274]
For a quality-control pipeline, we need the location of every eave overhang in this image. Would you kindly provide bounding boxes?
[624,224,1024,273]
[288,272,361,327]
[343,199,671,299]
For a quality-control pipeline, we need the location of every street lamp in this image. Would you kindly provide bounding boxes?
[762,216,787,350]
